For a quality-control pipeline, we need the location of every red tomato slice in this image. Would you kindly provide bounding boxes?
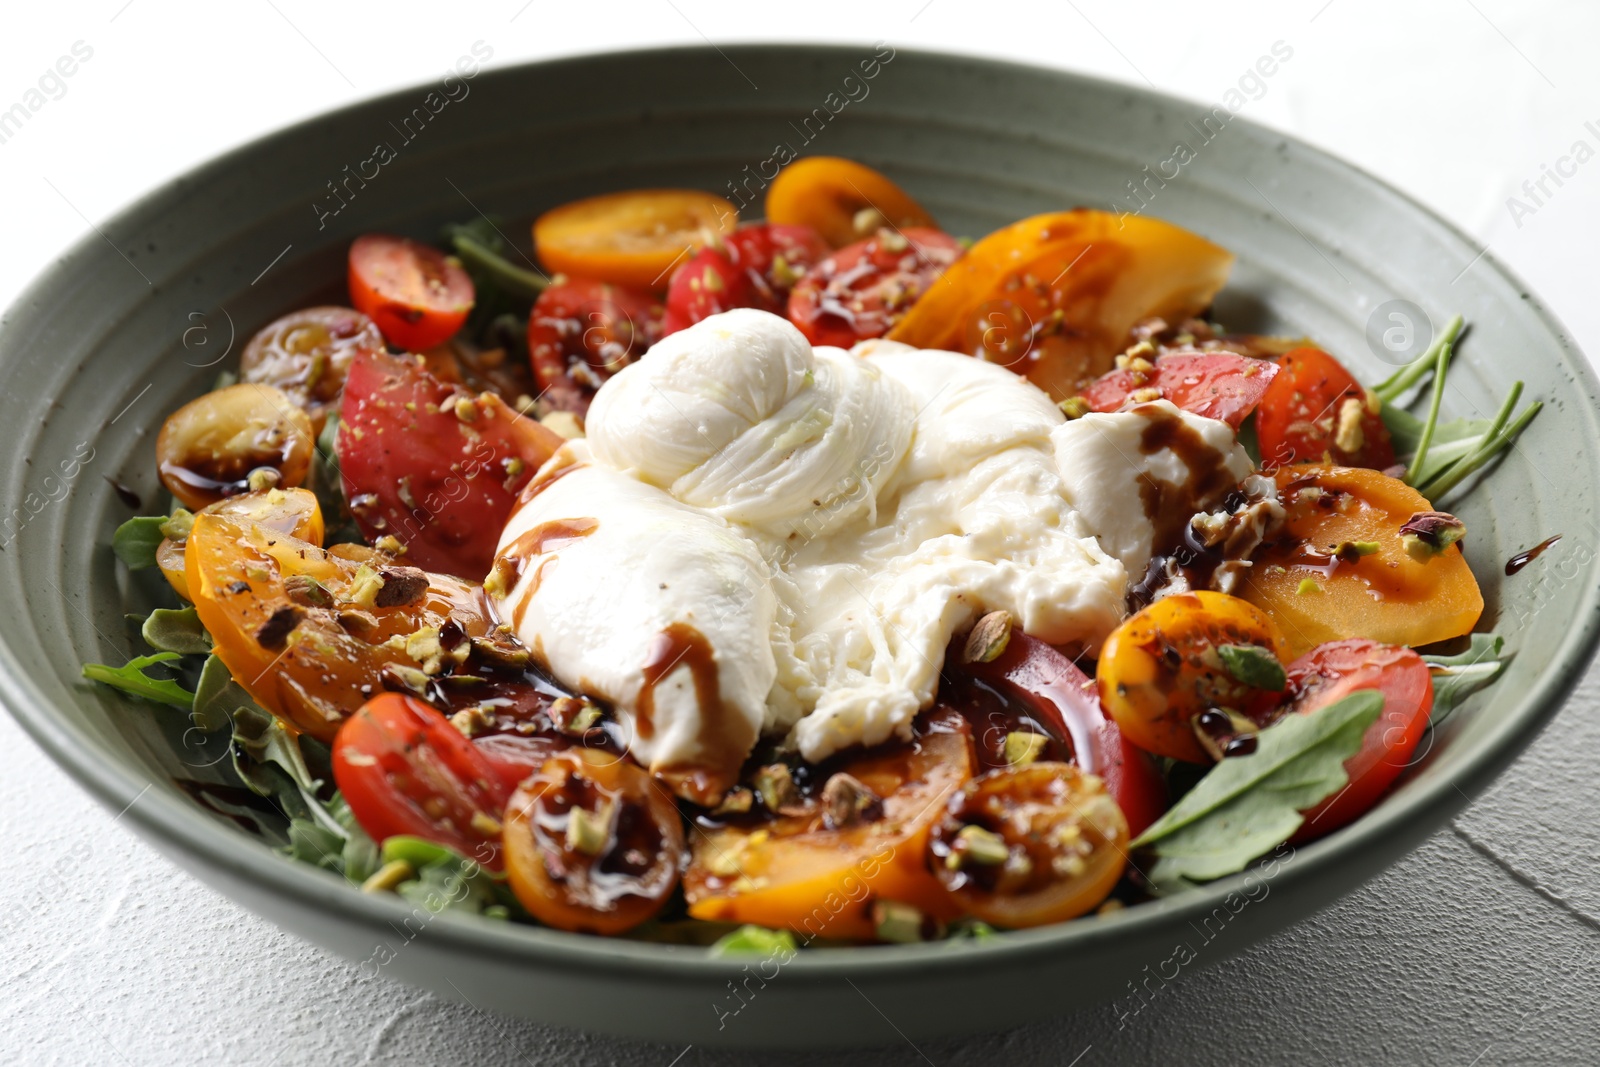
[338,349,563,577]
[957,632,1167,838]
[1079,352,1278,429]
[1256,347,1395,470]
[1275,638,1434,841]
[661,248,756,336]
[348,235,475,352]
[526,278,664,416]
[662,223,832,337]
[333,693,511,871]
[787,227,962,348]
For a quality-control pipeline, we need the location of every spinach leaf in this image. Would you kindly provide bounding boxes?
[140,607,212,655]
[111,515,167,569]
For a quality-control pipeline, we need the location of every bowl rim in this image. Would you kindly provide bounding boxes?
[5,40,1598,982]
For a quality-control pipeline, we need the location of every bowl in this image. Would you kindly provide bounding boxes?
[2,44,1595,1049]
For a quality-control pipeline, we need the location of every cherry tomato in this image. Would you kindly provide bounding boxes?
[503,750,685,934]
[927,762,1127,928]
[764,157,938,248]
[786,228,962,348]
[156,384,316,511]
[661,223,830,336]
[533,189,737,289]
[157,487,325,601]
[526,278,665,416]
[1256,347,1394,470]
[957,631,1167,838]
[886,210,1234,401]
[1097,591,1290,763]
[186,512,495,740]
[333,693,510,871]
[239,306,384,430]
[1274,639,1434,841]
[1078,351,1279,429]
[338,349,563,577]
[683,709,974,940]
[348,234,474,352]
[1239,465,1483,659]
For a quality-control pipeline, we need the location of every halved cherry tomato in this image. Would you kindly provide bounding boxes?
[348,235,474,352]
[526,278,665,416]
[504,749,685,934]
[157,487,325,601]
[957,631,1167,838]
[927,762,1127,928]
[1256,347,1394,470]
[765,157,938,249]
[1271,639,1434,841]
[1097,591,1290,763]
[338,350,563,577]
[186,512,494,740]
[333,693,511,871]
[533,189,737,289]
[786,228,962,348]
[156,384,316,511]
[886,210,1234,401]
[683,709,974,940]
[661,223,830,335]
[1079,351,1278,430]
[239,306,384,431]
[1239,465,1483,659]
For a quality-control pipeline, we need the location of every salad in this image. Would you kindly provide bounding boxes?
[88,156,1538,950]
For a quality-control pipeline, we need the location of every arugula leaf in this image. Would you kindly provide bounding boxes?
[231,704,342,837]
[1132,690,1383,886]
[708,924,798,957]
[82,652,195,710]
[191,654,252,733]
[112,515,167,569]
[378,836,514,917]
[1423,634,1508,726]
[140,607,212,655]
[1218,644,1286,691]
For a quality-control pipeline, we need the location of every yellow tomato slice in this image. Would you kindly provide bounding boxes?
[764,156,938,248]
[158,488,325,601]
[1239,465,1484,659]
[886,209,1234,400]
[533,189,737,289]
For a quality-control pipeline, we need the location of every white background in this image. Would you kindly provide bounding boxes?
[3,2,1599,1065]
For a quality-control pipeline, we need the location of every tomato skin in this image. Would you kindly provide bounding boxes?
[533,189,738,289]
[503,750,685,934]
[1079,352,1278,429]
[786,228,962,348]
[1256,347,1395,470]
[661,248,754,336]
[662,223,832,336]
[348,235,474,352]
[1240,465,1483,659]
[334,693,510,871]
[1273,639,1434,841]
[1097,591,1290,764]
[765,157,938,248]
[156,384,316,511]
[526,278,665,416]
[960,632,1166,838]
[338,349,562,577]
[239,306,384,431]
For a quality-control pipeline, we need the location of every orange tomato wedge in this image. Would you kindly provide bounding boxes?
[158,488,325,601]
[533,189,737,289]
[186,512,493,740]
[1239,465,1484,659]
[764,156,938,248]
[886,209,1234,400]
[683,711,974,941]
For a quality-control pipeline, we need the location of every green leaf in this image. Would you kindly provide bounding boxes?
[708,925,798,957]
[191,654,253,733]
[1132,690,1384,886]
[232,704,341,837]
[380,835,510,916]
[1217,644,1286,692]
[112,515,167,569]
[1423,634,1509,726]
[330,793,381,884]
[140,607,212,655]
[82,652,195,710]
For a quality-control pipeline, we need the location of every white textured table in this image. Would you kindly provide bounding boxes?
[4,3,1598,1063]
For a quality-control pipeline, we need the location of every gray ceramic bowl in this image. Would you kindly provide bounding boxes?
[2,44,1596,1049]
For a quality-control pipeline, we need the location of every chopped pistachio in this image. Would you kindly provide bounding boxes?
[876,228,909,252]
[1003,731,1048,767]
[541,411,584,439]
[470,811,503,837]
[336,609,379,635]
[373,534,406,556]
[962,610,1013,665]
[769,253,803,289]
[753,763,801,813]
[283,574,332,608]
[374,567,429,608]
[1296,577,1322,595]
[821,772,883,830]
[852,206,889,237]
[246,466,282,492]
[949,824,1010,869]
[1123,339,1156,361]
[565,803,612,856]
[450,704,495,738]
[483,556,518,600]
[1334,396,1366,454]
[405,627,445,674]
[710,787,754,817]
[548,695,602,735]
[159,509,195,542]
[1129,387,1164,404]
[469,632,531,668]
[872,900,935,944]
[254,605,304,650]
[452,395,480,423]
[1399,510,1466,562]
[380,663,431,695]
[1058,396,1091,420]
[360,859,415,893]
[344,564,384,608]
